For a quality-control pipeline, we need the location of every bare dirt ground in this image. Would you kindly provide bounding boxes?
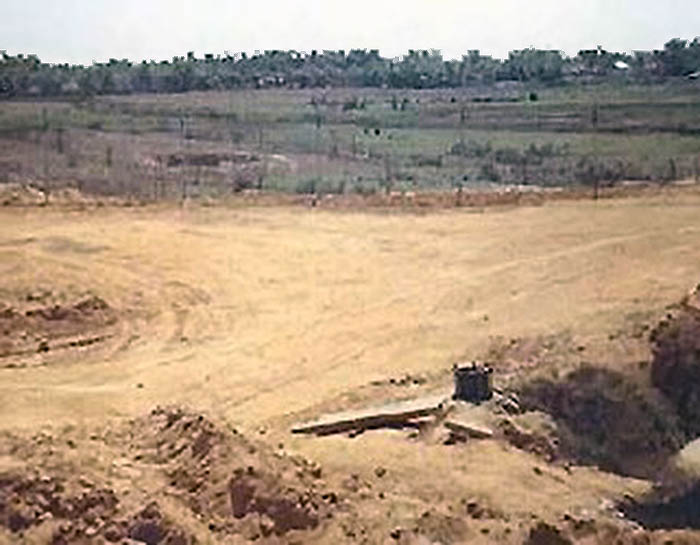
[2,191,700,543]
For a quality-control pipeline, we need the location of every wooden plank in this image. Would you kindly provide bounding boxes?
[292,395,450,436]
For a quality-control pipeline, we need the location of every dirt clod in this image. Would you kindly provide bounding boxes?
[524,521,573,545]
[498,415,559,462]
[0,293,117,360]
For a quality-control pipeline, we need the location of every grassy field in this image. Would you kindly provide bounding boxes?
[1,82,700,199]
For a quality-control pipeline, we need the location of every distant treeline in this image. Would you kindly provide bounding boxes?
[1,38,700,98]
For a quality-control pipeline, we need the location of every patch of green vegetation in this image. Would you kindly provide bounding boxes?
[1,83,699,197]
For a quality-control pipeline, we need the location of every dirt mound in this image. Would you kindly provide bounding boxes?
[498,412,560,462]
[228,467,321,534]
[54,501,191,545]
[523,518,700,545]
[47,187,92,206]
[0,471,116,535]
[621,483,700,531]
[659,437,700,495]
[650,298,700,438]
[523,522,573,545]
[0,182,93,207]
[125,502,192,545]
[0,407,341,544]
[0,294,116,359]
[0,183,46,206]
[130,406,337,538]
[0,470,193,544]
[519,365,684,478]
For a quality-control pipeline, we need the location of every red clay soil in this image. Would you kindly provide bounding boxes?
[130,406,338,539]
[0,471,193,545]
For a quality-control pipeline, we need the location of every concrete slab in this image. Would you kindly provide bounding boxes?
[443,401,496,440]
[292,395,450,436]
[443,418,494,440]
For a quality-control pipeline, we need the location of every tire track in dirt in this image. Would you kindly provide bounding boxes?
[2,201,700,430]
[166,226,674,424]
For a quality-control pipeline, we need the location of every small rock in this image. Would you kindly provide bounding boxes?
[500,398,521,415]
[238,514,262,541]
[130,520,164,545]
[321,492,338,504]
[309,463,323,479]
[37,511,53,523]
[259,514,275,537]
[465,500,485,519]
[140,502,162,520]
[58,521,74,534]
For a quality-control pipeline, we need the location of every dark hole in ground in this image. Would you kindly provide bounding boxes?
[619,483,700,530]
[519,365,685,479]
[650,308,700,438]
[612,303,700,530]
[518,295,700,532]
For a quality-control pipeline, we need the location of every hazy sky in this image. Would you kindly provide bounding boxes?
[2,0,700,65]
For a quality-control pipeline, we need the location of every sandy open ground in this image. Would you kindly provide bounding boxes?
[2,192,700,543]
